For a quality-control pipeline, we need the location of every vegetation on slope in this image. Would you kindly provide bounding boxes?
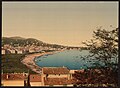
[1,54,36,74]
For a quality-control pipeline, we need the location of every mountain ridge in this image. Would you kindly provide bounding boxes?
[2,36,67,48]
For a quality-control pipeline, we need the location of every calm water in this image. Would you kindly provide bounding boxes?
[35,50,103,70]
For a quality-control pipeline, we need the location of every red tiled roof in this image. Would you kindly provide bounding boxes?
[1,73,25,80]
[42,67,70,74]
[44,78,74,85]
[30,74,41,82]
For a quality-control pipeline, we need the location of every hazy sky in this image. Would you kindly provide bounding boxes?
[2,1,118,47]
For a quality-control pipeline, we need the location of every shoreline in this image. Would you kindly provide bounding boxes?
[21,50,64,74]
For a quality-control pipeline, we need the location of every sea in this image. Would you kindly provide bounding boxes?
[35,50,106,70]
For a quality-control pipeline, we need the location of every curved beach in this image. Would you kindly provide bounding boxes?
[21,50,63,74]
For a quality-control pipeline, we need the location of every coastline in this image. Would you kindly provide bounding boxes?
[21,50,64,74]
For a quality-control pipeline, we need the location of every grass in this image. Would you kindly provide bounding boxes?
[1,54,36,74]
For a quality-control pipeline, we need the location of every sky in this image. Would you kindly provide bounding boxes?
[2,1,118,47]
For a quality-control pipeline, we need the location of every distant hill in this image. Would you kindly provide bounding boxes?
[2,36,66,48]
[9,36,26,40]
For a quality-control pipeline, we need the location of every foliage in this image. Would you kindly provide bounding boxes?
[73,26,118,87]
[81,27,118,68]
[1,54,35,74]
[73,68,118,87]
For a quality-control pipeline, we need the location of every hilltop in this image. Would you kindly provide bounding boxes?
[2,36,67,48]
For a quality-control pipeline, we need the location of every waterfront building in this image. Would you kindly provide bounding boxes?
[29,49,36,53]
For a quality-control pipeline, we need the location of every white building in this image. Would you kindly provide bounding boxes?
[16,50,23,54]
[2,49,6,54]
[7,49,16,54]
[29,49,35,53]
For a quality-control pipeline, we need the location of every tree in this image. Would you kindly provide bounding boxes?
[72,26,118,87]
[81,26,118,68]
[73,67,118,87]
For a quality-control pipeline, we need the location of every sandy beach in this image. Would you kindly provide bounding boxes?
[21,50,63,74]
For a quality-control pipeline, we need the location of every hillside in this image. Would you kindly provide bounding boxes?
[2,36,66,48]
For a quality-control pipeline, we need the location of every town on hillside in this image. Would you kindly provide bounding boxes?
[2,37,81,55]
